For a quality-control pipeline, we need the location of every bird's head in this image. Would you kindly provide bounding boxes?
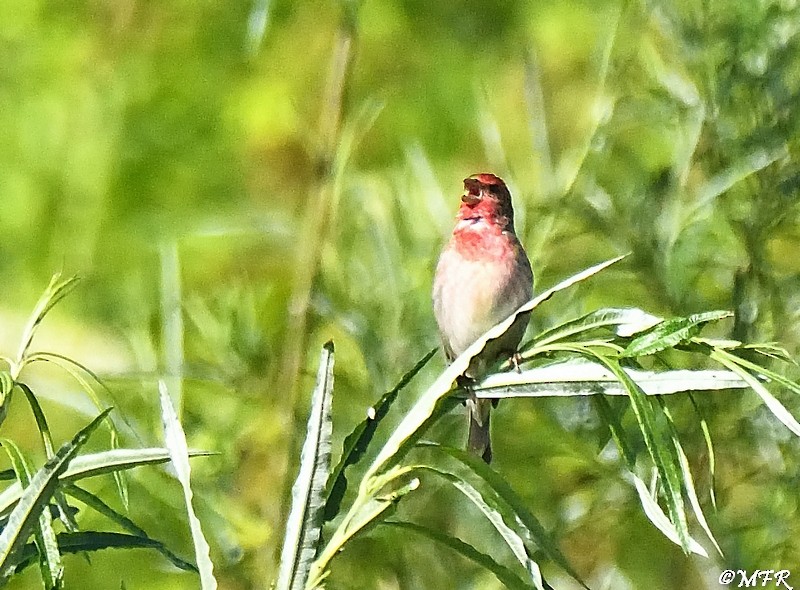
[458,173,516,231]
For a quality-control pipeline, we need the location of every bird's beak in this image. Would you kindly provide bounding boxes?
[462,178,482,205]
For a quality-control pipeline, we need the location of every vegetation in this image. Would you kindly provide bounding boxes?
[2,0,800,588]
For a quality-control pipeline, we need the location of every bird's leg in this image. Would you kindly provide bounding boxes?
[456,374,474,406]
[510,352,523,373]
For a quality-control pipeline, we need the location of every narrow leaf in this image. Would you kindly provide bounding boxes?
[324,348,435,522]
[532,308,661,347]
[711,350,800,437]
[15,274,80,368]
[0,448,213,517]
[14,532,196,574]
[414,464,545,590]
[573,350,692,552]
[0,409,110,584]
[383,520,532,590]
[65,484,197,572]
[623,311,733,358]
[159,382,217,589]
[1,439,63,589]
[660,403,722,556]
[475,360,748,399]
[630,475,707,557]
[418,443,586,588]
[277,342,334,590]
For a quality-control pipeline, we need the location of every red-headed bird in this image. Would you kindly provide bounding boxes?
[433,173,534,463]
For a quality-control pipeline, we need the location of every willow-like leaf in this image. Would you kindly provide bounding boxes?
[414,464,545,590]
[324,348,435,523]
[417,443,585,588]
[0,438,63,589]
[531,307,661,347]
[277,342,334,590]
[14,274,80,370]
[14,532,196,574]
[569,349,691,552]
[0,448,213,516]
[711,350,800,437]
[159,382,217,589]
[474,360,748,399]
[659,403,722,556]
[0,409,110,584]
[623,311,733,358]
[65,485,197,572]
[383,520,532,590]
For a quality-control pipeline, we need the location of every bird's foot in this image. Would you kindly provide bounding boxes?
[511,352,523,373]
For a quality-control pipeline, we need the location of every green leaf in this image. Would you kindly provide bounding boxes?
[532,307,661,347]
[474,359,748,399]
[324,348,435,523]
[629,474,707,557]
[660,403,722,556]
[0,448,214,517]
[0,409,110,584]
[277,342,335,590]
[14,274,80,371]
[414,464,545,590]
[16,383,55,457]
[24,352,132,510]
[573,350,692,553]
[0,438,63,589]
[14,532,196,574]
[159,382,217,589]
[65,485,197,572]
[382,520,533,590]
[622,311,733,358]
[416,443,586,589]
[711,350,800,437]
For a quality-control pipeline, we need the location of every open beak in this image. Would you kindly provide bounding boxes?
[462,178,482,205]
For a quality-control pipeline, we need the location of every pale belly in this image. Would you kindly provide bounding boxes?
[433,243,533,360]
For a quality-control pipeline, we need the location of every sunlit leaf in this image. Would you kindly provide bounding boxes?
[0,409,110,584]
[622,311,733,358]
[277,343,334,590]
[324,348,436,522]
[159,383,217,589]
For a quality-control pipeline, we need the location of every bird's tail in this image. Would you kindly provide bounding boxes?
[467,396,492,464]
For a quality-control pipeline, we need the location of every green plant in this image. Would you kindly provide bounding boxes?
[0,275,214,588]
[277,255,800,589]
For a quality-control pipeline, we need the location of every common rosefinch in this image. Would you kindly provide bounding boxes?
[433,173,534,463]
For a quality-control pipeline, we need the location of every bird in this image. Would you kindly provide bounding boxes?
[432,173,534,463]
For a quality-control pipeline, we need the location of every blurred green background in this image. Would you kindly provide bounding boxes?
[3,0,800,588]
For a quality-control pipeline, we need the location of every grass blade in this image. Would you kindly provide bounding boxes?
[277,342,334,590]
[159,382,217,589]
